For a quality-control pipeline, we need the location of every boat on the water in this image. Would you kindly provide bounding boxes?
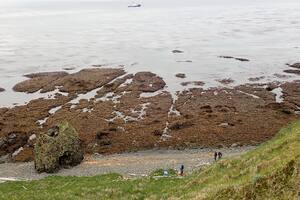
[128,3,141,8]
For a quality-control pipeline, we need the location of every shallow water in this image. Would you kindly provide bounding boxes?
[0,0,300,107]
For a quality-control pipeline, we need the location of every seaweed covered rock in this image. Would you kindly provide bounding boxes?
[34,121,83,173]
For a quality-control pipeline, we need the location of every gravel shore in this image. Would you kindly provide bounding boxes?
[0,147,254,182]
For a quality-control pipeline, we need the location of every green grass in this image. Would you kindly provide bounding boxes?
[1,120,300,200]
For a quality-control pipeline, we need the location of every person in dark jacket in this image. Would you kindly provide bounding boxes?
[179,164,184,176]
[214,152,218,161]
[218,152,223,159]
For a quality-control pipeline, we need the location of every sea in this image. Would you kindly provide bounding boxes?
[0,0,300,107]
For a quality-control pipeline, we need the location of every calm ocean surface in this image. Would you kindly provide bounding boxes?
[0,0,300,106]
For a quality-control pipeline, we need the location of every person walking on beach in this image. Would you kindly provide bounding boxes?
[214,152,218,161]
[179,164,184,176]
[218,152,223,159]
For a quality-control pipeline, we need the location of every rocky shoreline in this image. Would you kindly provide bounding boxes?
[0,147,253,180]
[0,63,300,163]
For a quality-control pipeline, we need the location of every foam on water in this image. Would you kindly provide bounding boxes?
[271,87,284,103]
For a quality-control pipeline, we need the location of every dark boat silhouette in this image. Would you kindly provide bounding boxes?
[128,3,141,8]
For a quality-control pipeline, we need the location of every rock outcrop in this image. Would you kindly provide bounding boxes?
[0,132,28,157]
[175,73,186,78]
[287,63,300,69]
[172,50,184,53]
[1,68,300,160]
[13,68,125,94]
[181,81,204,86]
[34,121,83,173]
[0,87,4,92]
[284,69,300,75]
[219,56,250,62]
[217,78,234,85]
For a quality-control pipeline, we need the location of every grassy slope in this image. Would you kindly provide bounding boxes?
[0,120,299,200]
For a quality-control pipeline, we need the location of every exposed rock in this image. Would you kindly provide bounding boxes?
[0,92,73,159]
[171,84,298,148]
[126,72,166,92]
[235,57,250,62]
[219,56,234,59]
[230,143,240,148]
[34,121,84,173]
[273,73,291,79]
[92,64,104,68]
[248,76,265,82]
[287,63,300,69]
[284,69,300,75]
[14,72,69,93]
[96,74,134,98]
[219,122,229,127]
[13,68,125,94]
[54,68,125,94]
[217,78,234,85]
[12,146,34,162]
[2,68,300,160]
[0,132,28,157]
[280,81,300,108]
[176,60,192,63]
[96,129,113,146]
[219,56,250,62]
[172,50,184,53]
[175,73,186,79]
[12,147,24,157]
[265,102,296,115]
[7,135,17,147]
[131,62,139,66]
[28,134,37,142]
[0,87,5,92]
[0,154,9,164]
[0,138,5,149]
[181,81,205,87]
[152,130,163,136]
[24,71,68,79]
[169,120,194,131]
[63,67,76,71]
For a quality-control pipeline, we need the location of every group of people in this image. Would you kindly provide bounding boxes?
[178,151,223,176]
[214,151,223,161]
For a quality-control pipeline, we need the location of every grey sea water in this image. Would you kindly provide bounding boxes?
[0,0,300,107]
